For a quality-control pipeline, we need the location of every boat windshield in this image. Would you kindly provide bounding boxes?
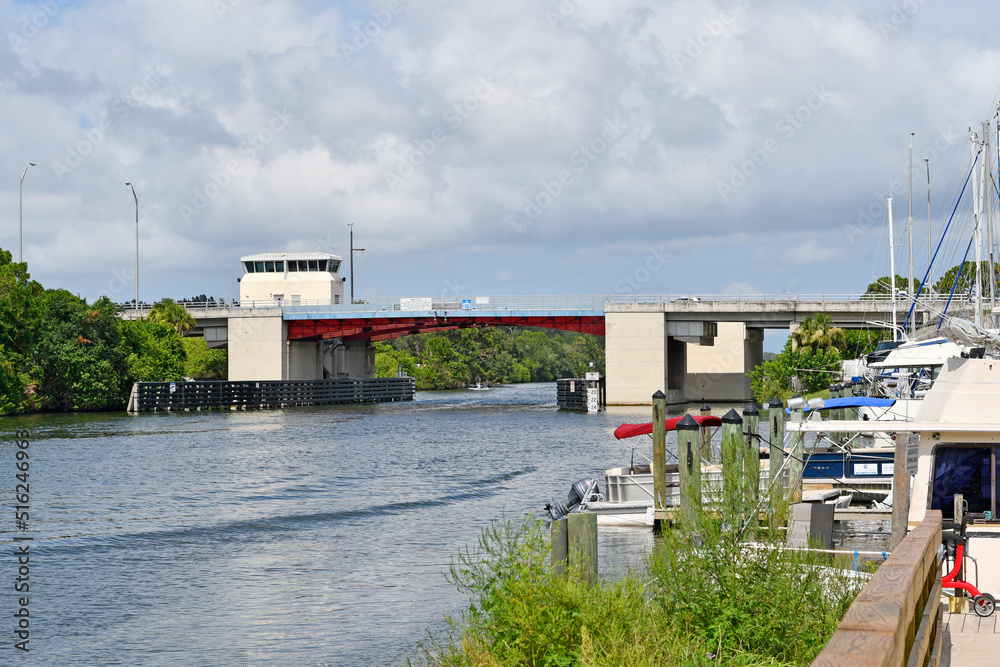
[931,444,998,520]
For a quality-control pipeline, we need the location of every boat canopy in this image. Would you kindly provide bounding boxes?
[614,415,722,440]
[786,397,896,413]
[867,338,964,368]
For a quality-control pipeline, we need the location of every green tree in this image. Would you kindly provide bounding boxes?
[373,341,417,379]
[933,261,1000,297]
[791,314,845,354]
[120,319,187,382]
[862,274,911,298]
[181,337,227,379]
[748,338,842,403]
[0,344,26,415]
[414,337,470,389]
[30,292,129,411]
[148,298,196,334]
[0,248,43,361]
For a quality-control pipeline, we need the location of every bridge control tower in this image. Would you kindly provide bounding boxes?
[228,251,369,381]
[239,252,345,305]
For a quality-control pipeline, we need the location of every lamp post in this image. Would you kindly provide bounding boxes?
[348,223,365,304]
[125,182,139,312]
[18,162,36,263]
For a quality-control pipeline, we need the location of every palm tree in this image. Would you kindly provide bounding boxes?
[791,314,845,353]
[148,298,195,334]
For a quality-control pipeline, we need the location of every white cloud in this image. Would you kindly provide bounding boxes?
[1,0,998,302]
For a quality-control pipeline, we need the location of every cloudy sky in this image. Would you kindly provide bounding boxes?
[3,0,1000,308]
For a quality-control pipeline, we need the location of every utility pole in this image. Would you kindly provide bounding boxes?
[348,223,365,303]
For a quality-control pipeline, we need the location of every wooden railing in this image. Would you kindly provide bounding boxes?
[812,510,943,667]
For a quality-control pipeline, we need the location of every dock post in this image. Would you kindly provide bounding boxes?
[742,403,761,515]
[567,512,598,586]
[699,402,713,463]
[676,414,702,535]
[767,398,785,489]
[720,409,744,530]
[651,390,668,532]
[550,517,568,576]
[841,381,856,421]
[788,401,805,503]
[890,433,915,548]
[829,383,842,443]
[126,382,139,413]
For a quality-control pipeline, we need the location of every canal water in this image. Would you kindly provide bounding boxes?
[1,384,655,665]
[0,384,888,665]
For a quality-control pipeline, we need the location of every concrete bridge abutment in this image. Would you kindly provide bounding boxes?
[605,308,764,406]
[227,309,374,381]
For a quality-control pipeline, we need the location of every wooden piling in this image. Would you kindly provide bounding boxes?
[550,514,597,585]
[890,432,914,549]
[720,409,744,529]
[567,512,598,586]
[788,404,805,503]
[742,403,761,511]
[829,383,842,444]
[550,517,568,576]
[842,381,857,421]
[676,414,702,535]
[767,398,785,489]
[651,390,667,530]
[699,402,713,463]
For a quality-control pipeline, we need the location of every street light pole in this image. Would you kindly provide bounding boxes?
[348,223,365,303]
[18,162,36,263]
[126,182,139,312]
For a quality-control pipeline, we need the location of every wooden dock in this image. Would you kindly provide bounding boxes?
[941,609,1000,666]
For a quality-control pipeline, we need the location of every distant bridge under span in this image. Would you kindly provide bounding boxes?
[127,293,964,406]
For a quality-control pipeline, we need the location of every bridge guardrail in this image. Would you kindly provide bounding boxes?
[117,293,972,316]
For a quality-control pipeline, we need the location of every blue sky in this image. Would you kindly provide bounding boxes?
[3,0,1000,322]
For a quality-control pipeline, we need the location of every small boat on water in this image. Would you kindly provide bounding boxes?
[544,413,855,527]
[468,380,491,391]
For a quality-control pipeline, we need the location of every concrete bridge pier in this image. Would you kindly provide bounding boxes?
[228,309,375,381]
[605,312,697,405]
[685,324,763,402]
[329,339,375,379]
[606,310,762,405]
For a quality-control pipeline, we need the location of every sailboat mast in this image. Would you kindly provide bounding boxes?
[985,119,996,326]
[907,132,916,337]
[972,129,984,328]
[926,158,932,293]
[888,193,897,335]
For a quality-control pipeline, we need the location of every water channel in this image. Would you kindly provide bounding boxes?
[0,384,887,665]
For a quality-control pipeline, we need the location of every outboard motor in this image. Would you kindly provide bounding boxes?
[544,478,600,521]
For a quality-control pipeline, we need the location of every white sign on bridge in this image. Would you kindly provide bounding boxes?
[400,297,433,311]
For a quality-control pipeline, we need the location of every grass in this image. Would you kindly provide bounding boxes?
[413,510,865,667]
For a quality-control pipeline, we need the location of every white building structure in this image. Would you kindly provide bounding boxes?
[229,252,372,381]
[238,252,345,305]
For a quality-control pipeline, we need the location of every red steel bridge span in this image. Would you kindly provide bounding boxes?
[281,295,606,342]
[230,292,948,344]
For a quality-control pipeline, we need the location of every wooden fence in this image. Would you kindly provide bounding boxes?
[811,510,943,667]
[127,377,416,412]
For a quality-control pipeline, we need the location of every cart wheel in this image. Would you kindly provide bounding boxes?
[973,593,996,617]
